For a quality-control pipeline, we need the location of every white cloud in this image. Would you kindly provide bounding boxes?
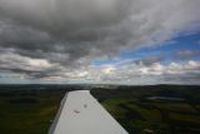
[43,60,200,84]
[0,52,54,71]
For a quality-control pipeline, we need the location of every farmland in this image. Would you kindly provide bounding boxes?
[91,85,200,134]
[0,84,200,134]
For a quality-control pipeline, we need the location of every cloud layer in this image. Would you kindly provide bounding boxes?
[0,0,200,84]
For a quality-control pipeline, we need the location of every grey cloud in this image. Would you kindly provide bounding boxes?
[176,50,200,59]
[135,56,163,66]
[0,0,131,38]
[0,0,200,83]
[163,73,200,85]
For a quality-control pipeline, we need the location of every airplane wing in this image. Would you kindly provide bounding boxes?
[49,90,129,134]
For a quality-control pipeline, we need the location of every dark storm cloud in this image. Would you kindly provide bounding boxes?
[0,0,131,41]
[0,0,200,84]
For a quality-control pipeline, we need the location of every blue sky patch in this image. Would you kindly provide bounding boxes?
[93,33,200,66]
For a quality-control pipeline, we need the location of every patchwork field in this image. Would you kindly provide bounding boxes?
[91,85,200,134]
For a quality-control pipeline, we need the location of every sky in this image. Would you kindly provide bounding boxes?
[0,0,200,85]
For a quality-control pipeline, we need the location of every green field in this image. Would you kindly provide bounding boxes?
[0,85,200,134]
[0,85,66,134]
